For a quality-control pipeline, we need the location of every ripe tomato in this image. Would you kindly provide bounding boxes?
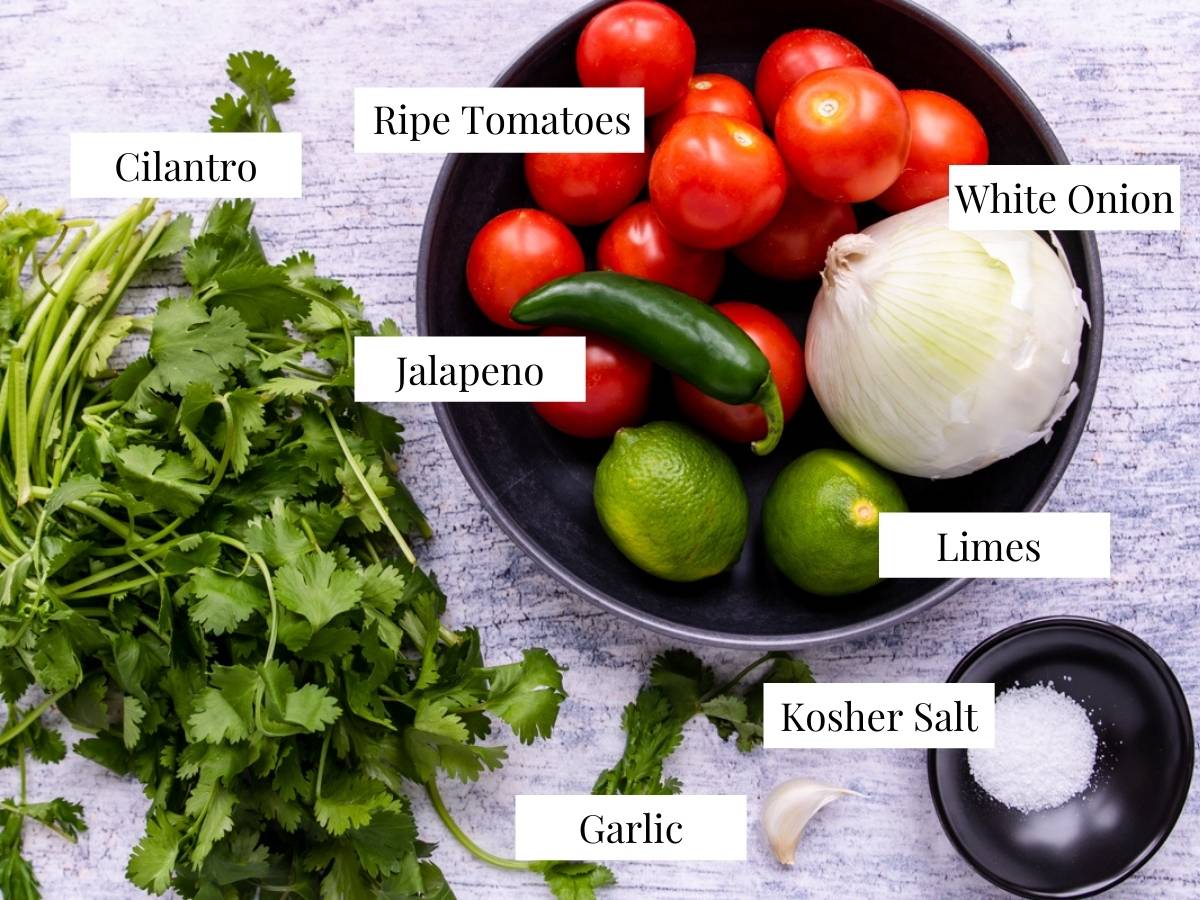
[524,152,649,227]
[650,74,762,145]
[673,302,804,443]
[875,90,989,213]
[533,326,652,438]
[775,66,910,203]
[755,29,872,127]
[597,201,725,301]
[466,209,585,330]
[649,113,787,250]
[576,0,696,115]
[734,185,856,281]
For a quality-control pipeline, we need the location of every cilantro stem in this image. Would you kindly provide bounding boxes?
[701,652,776,703]
[0,801,78,843]
[0,693,66,748]
[425,779,533,872]
[323,407,416,565]
[10,346,32,506]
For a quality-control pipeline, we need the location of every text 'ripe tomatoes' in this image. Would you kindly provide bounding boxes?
[651,73,762,145]
[649,113,787,250]
[524,151,649,227]
[755,28,872,127]
[533,326,652,438]
[875,89,989,213]
[673,302,805,443]
[466,209,584,330]
[597,201,725,301]
[775,66,910,203]
[734,185,856,281]
[576,0,696,115]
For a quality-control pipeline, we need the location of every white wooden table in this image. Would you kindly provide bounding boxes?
[1,0,1197,896]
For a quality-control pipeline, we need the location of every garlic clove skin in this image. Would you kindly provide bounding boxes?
[762,777,863,865]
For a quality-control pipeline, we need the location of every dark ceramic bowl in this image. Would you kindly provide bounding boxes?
[929,617,1194,897]
[415,0,1104,648]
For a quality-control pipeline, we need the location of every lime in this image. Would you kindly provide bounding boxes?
[763,448,907,596]
[594,421,748,582]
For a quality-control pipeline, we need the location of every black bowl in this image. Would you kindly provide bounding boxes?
[416,0,1104,648]
[928,617,1194,898]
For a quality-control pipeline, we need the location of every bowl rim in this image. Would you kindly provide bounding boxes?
[415,0,1106,649]
[926,616,1195,898]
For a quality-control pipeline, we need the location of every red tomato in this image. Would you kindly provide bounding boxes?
[734,185,856,281]
[755,29,872,127]
[466,209,585,330]
[533,326,652,438]
[524,152,649,227]
[673,302,805,443]
[650,74,762,145]
[597,201,725,301]
[775,67,910,203]
[649,113,788,250]
[875,90,989,213]
[576,0,696,115]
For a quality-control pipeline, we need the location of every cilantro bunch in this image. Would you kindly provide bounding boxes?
[0,193,590,898]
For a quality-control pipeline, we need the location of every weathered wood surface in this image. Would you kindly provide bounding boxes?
[1,0,1198,896]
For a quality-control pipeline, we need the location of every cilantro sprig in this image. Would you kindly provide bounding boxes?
[594,651,816,796]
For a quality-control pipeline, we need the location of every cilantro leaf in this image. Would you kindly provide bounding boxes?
[213,51,295,133]
[185,569,267,635]
[484,649,567,744]
[592,688,683,796]
[532,861,617,900]
[313,775,394,836]
[145,295,249,394]
[284,684,342,732]
[126,812,183,894]
[0,809,40,900]
[115,445,211,516]
[275,551,363,632]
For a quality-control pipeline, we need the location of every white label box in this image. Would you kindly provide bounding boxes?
[514,795,746,861]
[70,132,302,199]
[354,87,644,153]
[948,164,1179,231]
[878,512,1110,579]
[763,683,995,749]
[353,335,586,402]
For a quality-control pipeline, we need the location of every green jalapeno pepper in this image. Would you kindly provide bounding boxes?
[511,272,784,455]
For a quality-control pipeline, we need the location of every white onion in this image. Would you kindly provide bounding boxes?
[805,198,1087,478]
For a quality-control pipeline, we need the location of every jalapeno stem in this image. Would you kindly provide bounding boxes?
[751,375,784,456]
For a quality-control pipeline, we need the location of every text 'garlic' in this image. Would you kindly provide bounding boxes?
[762,778,863,865]
[805,198,1087,478]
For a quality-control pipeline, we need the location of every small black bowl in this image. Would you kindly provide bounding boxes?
[416,0,1105,648]
[928,617,1194,898]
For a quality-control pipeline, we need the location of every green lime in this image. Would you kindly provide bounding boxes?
[594,421,748,582]
[763,448,907,596]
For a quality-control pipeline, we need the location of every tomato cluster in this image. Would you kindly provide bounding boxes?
[466,1,989,445]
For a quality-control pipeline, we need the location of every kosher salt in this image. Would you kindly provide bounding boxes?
[968,684,1097,813]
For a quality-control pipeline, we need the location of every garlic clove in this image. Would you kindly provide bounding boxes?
[761,777,863,865]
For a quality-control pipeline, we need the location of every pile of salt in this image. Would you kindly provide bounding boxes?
[968,684,1097,814]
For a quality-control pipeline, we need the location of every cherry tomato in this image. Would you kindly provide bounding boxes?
[649,113,787,250]
[466,209,585,330]
[650,74,762,146]
[533,326,652,438]
[775,66,910,203]
[576,0,696,115]
[755,29,872,128]
[597,201,726,301]
[524,152,649,227]
[734,185,856,281]
[673,302,804,443]
[875,89,989,213]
